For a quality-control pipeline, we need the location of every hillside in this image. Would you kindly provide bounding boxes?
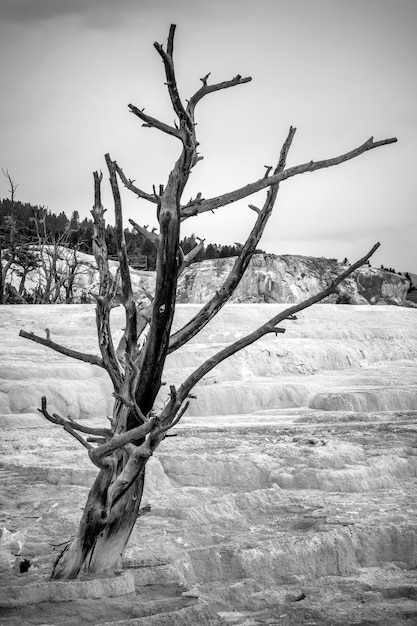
[6,248,413,307]
[178,253,412,306]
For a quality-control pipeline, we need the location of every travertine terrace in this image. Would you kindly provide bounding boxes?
[1,303,416,625]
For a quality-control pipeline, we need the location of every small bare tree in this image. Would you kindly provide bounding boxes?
[0,169,42,303]
[20,25,396,579]
[29,207,87,304]
[0,169,20,303]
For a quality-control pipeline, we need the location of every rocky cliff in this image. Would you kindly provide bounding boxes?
[177,253,411,306]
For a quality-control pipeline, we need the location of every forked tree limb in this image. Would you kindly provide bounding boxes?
[18,330,104,368]
[186,74,252,121]
[133,27,199,417]
[180,136,397,219]
[176,242,381,405]
[169,126,296,353]
[154,25,192,134]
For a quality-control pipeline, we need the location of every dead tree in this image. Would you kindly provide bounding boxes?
[0,169,20,303]
[19,25,396,579]
[29,208,87,304]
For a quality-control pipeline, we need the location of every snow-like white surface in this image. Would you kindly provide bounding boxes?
[0,303,416,421]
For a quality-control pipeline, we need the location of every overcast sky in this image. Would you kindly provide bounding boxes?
[0,0,416,271]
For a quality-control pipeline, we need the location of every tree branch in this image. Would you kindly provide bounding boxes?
[180,136,398,219]
[66,419,112,438]
[177,242,380,403]
[187,74,252,120]
[112,391,148,425]
[91,171,112,298]
[113,161,158,205]
[129,218,159,247]
[159,400,189,435]
[154,26,192,133]
[169,126,296,353]
[166,23,175,58]
[88,416,159,465]
[182,237,205,268]
[106,442,151,507]
[19,330,104,368]
[91,171,124,390]
[106,154,138,357]
[38,397,92,450]
[128,104,183,140]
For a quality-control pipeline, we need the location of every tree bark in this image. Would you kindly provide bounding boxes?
[51,456,146,579]
[51,472,144,579]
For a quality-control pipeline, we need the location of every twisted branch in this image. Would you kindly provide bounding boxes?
[38,397,92,450]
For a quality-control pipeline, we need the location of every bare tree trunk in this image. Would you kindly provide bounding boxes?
[48,394,155,578]
[52,465,145,579]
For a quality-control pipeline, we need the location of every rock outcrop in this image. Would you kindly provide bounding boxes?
[177,253,411,306]
[7,247,412,306]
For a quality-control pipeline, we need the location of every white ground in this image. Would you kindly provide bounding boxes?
[0,303,416,625]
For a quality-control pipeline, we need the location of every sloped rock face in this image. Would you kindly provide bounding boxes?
[177,253,410,306]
